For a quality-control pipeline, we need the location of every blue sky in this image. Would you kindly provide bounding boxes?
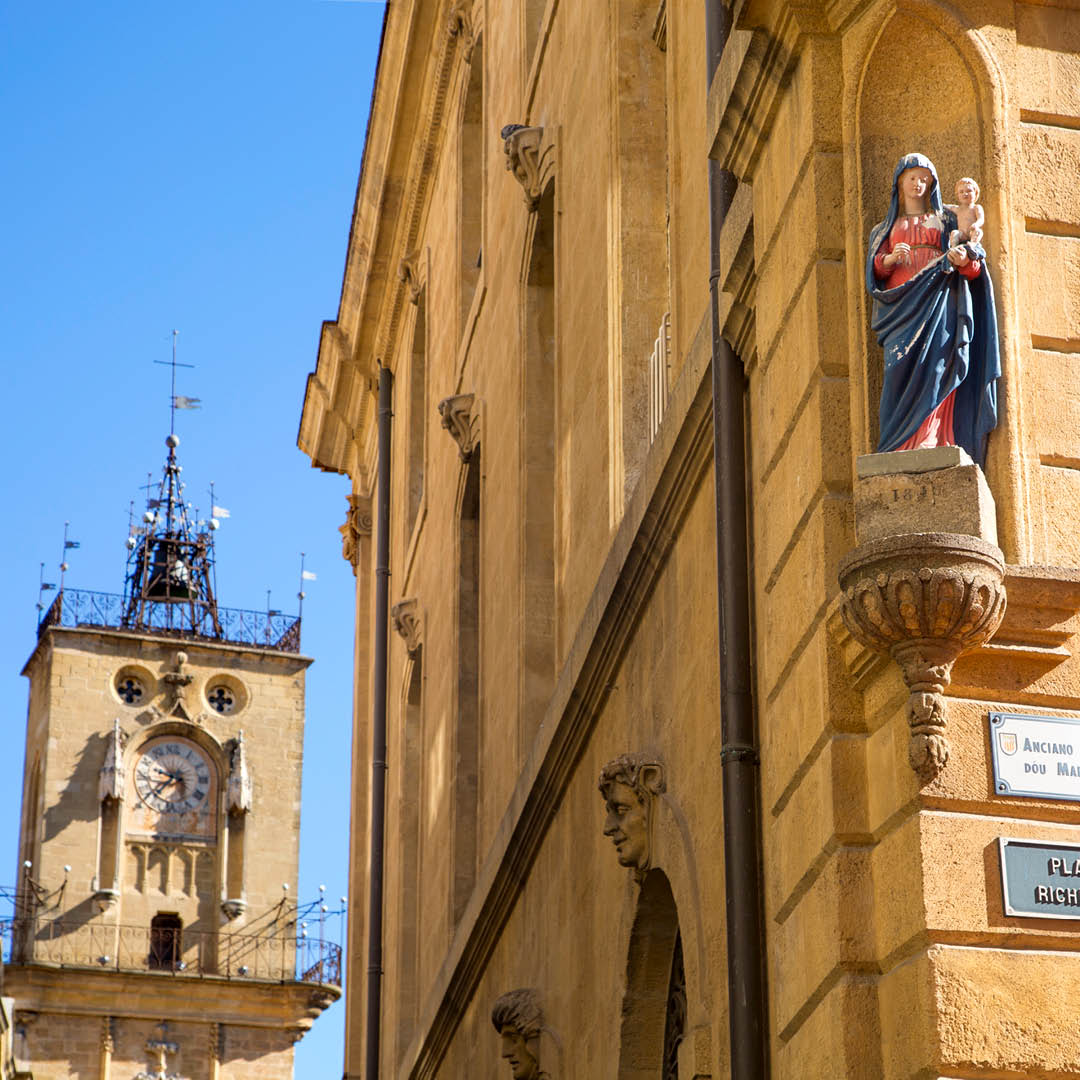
[1,3,385,1074]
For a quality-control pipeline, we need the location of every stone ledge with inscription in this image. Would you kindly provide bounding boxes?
[854,446,997,546]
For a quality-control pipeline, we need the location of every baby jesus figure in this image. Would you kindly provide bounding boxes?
[947,176,984,250]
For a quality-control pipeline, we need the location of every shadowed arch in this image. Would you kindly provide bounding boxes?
[617,868,684,1079]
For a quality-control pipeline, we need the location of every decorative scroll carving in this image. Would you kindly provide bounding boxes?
[391,598,423,658]
[446,0,475,59]
[226,731,252,815]
[492,989,549,1080]
[501,125,544,210]
[598,754,666,882]
[838,532,1006,779]
[340,494,373,573]
[398,251,422,305]
[438,393,479,461]
[99,718,127,802]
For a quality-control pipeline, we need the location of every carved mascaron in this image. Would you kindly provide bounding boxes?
[492,989,547,1080]
[838,532,1006,779]
[598,754,666,882]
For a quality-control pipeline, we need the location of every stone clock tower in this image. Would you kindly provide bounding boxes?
[3,434,339,1079]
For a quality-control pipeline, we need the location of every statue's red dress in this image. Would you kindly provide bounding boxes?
[873,213,982,452]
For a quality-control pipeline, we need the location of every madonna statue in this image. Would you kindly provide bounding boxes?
[866,153,1000,465]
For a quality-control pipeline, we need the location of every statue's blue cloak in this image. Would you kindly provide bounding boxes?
[865,153,1000,465]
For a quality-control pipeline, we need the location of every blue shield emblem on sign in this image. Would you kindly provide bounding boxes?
[999,731,1018,756]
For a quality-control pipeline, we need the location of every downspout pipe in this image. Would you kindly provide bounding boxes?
[366,365,393,1080]
[705,3,769,1076]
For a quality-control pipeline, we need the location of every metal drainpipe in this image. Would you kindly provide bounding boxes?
[366,364,393,1080]
[705,2,769,1076]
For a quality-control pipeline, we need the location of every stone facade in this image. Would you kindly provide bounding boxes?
[299,0,1080,1076]
[4,626,337,1079]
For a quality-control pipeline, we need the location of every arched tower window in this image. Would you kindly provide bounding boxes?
[148,912,182,970]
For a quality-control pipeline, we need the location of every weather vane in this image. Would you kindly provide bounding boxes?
[154,329,200,435]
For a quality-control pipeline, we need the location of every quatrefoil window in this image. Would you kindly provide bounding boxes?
[208,686,235,714]
[116,677,144,705]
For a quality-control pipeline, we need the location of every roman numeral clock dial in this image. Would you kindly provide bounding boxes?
[135,739,212,815]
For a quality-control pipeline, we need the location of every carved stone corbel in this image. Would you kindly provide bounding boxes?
[438,393,479,461]
[501,124,544,210]
[99,718,127,802]
[391,598,423,658]
[838,533,1006,779]
[340,494,373,573]
[226,731,252,815]
[398,251,422,305]
[446,0,475,59]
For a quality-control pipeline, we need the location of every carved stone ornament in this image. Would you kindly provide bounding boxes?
[838,532,1006,780]
[135,1023,181,1080]
[398,251,422,305]
[438,393,479,461]
[340,494,373,573]
[153,651,194,721]
[226,730,252,815]
[446,0,476,58]
[98,717,127,802]
[491,989,548,1080]
[501,124,544,210]
[391,598,423,658]
[598,754,666,882]
[221,898,247,921]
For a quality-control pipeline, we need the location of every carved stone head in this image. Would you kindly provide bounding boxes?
[491,989,543,1080]
[598,754,665,878]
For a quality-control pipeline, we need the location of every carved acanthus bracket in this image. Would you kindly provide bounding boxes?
[446,0,476,59]
[99,718,128,802]
[501,124,544,210]
[340,494,373,573]
[398,251,422,305]
[438,393,479,461]
[391,598,423,658]
[838,533,1006,780]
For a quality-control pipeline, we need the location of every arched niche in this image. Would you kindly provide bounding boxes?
[855,9,988,452]
[617,869,684,1079]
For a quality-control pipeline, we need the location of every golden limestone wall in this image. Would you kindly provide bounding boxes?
[711,0,1080,1075]
[300,0,1080,1076]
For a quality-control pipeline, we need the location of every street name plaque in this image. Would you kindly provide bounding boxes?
[999,838,1080,920]
[989,711,1080,801]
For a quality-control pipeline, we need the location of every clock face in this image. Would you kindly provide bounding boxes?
[134,739,212,814]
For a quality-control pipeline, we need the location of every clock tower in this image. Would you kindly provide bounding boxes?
[2,434,338,1079]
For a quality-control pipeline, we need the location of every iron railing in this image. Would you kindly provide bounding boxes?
[38,589,301,653]
[0,918,339,986]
